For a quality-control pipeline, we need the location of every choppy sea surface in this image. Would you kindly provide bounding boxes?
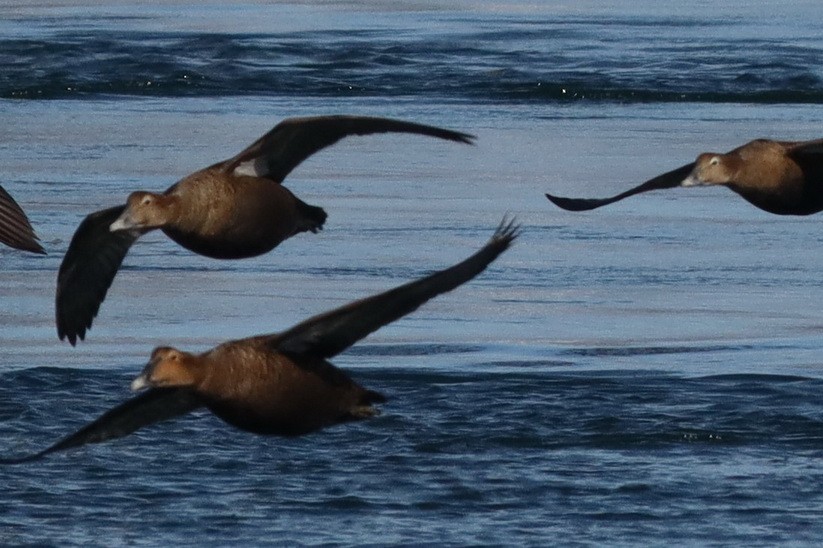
[1,1,823,545]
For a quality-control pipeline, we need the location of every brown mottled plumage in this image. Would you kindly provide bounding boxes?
[56,115,475,345]
[130,341,384,437]
[545,138,823,216]
[0,184,44,254]
[3,220,517,463]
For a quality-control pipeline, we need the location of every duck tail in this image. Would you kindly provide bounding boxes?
[296,201,327,234]
[344,388,387,421]
[363,388,388,405]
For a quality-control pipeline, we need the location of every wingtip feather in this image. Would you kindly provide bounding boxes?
[545,192,601,211]
[492,215,521,247]
[456,132,477,145]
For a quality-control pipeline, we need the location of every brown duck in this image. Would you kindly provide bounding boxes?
[0,184,45,254]
[545,138,823,216]
[56,115,474,345]
[3,220,517,463]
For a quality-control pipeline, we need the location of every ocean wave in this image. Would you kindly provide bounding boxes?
[2,31,821,103]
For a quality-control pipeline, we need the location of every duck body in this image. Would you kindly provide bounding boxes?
[183,338,384,436]
[685,139,823,216]
[157,169,326,260]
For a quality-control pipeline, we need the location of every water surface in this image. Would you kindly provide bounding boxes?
[1,1,822,545]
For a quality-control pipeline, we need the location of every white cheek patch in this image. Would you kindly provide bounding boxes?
[234,157,267,177]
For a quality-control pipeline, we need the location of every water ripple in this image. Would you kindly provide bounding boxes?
[3,29,821,103]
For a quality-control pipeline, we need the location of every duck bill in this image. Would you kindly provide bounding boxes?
[681,173,704,187]
[131,360,156,391]
[131,373,150,391]
[109,210,137,232]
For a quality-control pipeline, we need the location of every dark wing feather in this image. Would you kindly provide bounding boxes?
[221,115,475,183]
[786,138,823,166]
[56,205,142,345]
[0,388,203,464]
[0,184,45,254]
[270,218,518,359]
[545,162,695,211]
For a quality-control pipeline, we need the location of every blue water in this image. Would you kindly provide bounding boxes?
[2,1,823,545]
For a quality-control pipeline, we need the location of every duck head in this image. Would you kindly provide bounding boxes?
[682,153,735,187]
[132,346,199,391]
[110,191,178,232]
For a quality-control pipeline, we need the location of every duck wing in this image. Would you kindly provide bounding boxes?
[545,162,695,211]
[56,205,143,345]
[786,138,823,170]
[0,388,203,464]
[270,218,518,360]
[0,184,45,254]
[221,115,475,183]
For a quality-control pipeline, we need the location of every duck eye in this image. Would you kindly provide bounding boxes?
[709,157,720,166]
[142,196,152,206]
